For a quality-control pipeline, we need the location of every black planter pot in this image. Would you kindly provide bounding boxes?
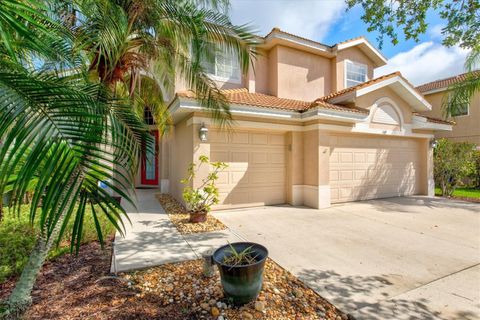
[212,242,268,305]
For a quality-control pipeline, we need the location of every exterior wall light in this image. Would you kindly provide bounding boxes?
[199,124,208,142]
[430,139,438,148]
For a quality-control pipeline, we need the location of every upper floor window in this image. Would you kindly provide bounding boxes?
[201,45,241,83]
[346,60,368,88]
[144,107,155,125]
[449,98,469,117]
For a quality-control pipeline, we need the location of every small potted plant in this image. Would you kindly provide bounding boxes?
[181,155,227,223]
[212,242,268,305]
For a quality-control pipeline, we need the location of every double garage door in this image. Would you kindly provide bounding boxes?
[209,129,287,207]
[209,130,422,208]
[330,134,422,203]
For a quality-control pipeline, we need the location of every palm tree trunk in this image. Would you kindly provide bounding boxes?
[4,173,83,319]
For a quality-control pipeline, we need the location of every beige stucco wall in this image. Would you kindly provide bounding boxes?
[268,46,279,97]
[171,41,379,102]
[286,131,304,205]
[422,91,480,145]
[170,118,194,203]
[250,50,269,94]
[272,45,332,101]
[333,47,375,92]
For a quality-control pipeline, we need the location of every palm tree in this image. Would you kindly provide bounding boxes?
[0,0,256,318]
[0,1,148,317]
[443,47,480,118]
[73,0,258,128]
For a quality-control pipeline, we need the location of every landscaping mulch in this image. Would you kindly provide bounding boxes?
[443,195,480,203]
[156,193,227,234]
[0,240,346,320]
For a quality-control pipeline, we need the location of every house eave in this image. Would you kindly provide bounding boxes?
[335,38,388,67]
[412,115,453,131]
[262,32,335,58]
[170,96,367,124]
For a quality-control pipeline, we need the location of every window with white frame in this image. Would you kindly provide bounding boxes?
[201,44,241,82]
[345,60,368,88]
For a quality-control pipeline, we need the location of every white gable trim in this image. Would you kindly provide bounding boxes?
[356,76,432,112]
[336,38,388,67]
[412,115,453,131]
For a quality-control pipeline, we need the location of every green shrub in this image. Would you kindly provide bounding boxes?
[181,155,228,214]
[434,139,477,196]
[0,204,115,283]
[471,150,480,188]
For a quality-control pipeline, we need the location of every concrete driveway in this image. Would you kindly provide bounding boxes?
[214,197,480,320]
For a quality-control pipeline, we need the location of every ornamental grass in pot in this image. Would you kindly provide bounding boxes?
[213,242,268,305]
[181,156,228,223]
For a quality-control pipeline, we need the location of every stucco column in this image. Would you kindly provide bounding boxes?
[317,131,331,208]
[426,139,435,197]
[302,129,331,209]
[286,131,304,205]
[192,123,211,190]
[160,136,171,193]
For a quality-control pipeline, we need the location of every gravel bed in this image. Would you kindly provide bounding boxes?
[124,258,347,320]
[156,193,227,234]
[1,240,348,319]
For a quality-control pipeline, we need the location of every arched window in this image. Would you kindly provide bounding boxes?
[371,103,401,125]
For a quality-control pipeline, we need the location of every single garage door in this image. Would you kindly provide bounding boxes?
[330,134,422,203]
[210,129,286,207]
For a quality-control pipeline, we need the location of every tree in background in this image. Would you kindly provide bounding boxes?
[433,139,477,196]
[347,0,479,117]
[0,0,256,318]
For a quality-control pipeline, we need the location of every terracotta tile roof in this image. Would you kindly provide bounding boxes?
[316,72,401,102]
[177,88,309,111]
[415,114,455,125]
[335,36,366,46]
[416,70,480,93]
[308,101,369,114]
[264,27,332,48]
[176,88,368,114]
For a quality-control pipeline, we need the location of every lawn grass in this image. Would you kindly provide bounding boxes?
[0,204,115,283]
[435,187,480,199]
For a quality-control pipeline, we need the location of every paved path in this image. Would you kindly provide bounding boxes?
[111,189,241,273]
[214,197,480,320]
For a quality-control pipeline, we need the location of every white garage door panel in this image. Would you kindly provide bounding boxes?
[210,130,286,207]
[330,135,421,203]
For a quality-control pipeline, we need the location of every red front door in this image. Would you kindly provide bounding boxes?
[141,130,159,185]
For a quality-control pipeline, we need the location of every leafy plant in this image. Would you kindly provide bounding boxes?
[181,156,228,213]
[222,243,259,267]
[469,149,480,188]
[434,139,477,196]
[0,0,255,316]
[346,0,479,49]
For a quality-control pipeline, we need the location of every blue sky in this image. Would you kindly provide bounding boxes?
[229,0,469,85]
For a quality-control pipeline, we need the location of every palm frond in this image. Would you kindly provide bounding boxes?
[0,61,147,249]
[443,48,480,118]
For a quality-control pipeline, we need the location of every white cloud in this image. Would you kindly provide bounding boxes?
[428,24,445,40]
[229,0,346,40]
[375,42,469,85]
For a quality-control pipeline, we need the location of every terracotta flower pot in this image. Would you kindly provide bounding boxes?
[189,210,207,223]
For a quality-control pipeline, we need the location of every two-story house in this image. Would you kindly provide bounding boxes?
[417,71,479,147]
[138,28,452,210]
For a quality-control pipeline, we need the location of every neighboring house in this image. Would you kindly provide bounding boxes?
[137,28,452,210]
[417,71,480,146]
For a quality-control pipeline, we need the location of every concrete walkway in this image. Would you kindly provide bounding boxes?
[111,189,241,273]
[214,197,480,320]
